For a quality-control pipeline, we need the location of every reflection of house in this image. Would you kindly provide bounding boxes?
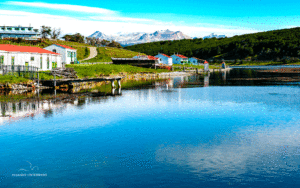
[171,54,188,64]
[155,53,172,66]
[0,44,62,71]
[0,26,39,39]
[44,44,77,65]
[0,100,71,124]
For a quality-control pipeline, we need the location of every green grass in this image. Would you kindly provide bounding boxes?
[39,71,63,80]
[66,64,170,78]
[0,75,30,84]
[75,47,90,61]
[81,47,144,63]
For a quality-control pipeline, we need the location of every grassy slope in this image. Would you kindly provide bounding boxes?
[66,64,169,78]
[0,75,30,84]
[81,47,145,63]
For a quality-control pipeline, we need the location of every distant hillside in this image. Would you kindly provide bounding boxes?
[125,27,300,62]
[88,29,192,46]
[81,47,145,63]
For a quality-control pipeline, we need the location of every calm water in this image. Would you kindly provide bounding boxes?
[1,69,300,188]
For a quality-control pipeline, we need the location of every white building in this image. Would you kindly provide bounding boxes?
[44,44,77,65]
[155,53,172,66]
[0,25,39,39]
[171,54,188,64]
[0,44,62,71]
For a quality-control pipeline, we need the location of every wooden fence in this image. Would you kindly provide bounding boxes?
[0,65,39,79]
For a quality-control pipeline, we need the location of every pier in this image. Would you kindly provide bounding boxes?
[40,77,123,88]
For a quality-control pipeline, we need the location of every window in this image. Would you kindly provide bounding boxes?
[0,27,4,30]
[52,62,57,69]
[47,57,49,69]
[67,51,71,57]
[0,56,4,65]
[7,27,12,30]
[11,56,15,65]
[52,49,56,53]
[31,57,34,61]
[28,28,32,31]
[15,28,20,31]
[21,28,25,31]
[40,57,43,69]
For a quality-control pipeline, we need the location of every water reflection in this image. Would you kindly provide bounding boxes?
[156,121,300,182]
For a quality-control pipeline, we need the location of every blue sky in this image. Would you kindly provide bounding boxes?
[0,0,299,37]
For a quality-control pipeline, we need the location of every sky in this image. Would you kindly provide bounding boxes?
[0,0,300,38]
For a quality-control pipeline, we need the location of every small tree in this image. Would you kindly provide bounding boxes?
[40,26,51,39]
[51,28,61,39]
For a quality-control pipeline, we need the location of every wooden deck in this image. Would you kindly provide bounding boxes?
[40,77,123,87]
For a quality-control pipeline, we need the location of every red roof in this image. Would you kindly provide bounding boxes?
[204,60,209,64]
[161,54,171,58]
[176,54,188,59]
[147,55,159,60]
[55,44,76,50]
[0,44,59,55]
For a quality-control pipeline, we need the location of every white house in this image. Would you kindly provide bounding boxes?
[0,44,62,71]
[155,53,172,66]
[171,54,188,64]
[44,44,77,65]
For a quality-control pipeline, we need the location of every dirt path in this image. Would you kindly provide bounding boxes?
[81,47,97,61]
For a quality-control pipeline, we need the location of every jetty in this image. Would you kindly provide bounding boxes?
[40,77,123,88]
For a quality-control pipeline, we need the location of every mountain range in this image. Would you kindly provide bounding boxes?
[88,30,192,46]
[203,33,226,39]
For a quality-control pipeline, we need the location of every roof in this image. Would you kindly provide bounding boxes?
[147,55,159,60]
[204,60,209,64]
[173,54,188,59]
[190,57,200,60]
[0,44,60,55]
[159,53,171,58]
[54,44,76,50]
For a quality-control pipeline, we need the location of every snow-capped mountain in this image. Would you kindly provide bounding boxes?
[203,33,226,39]
[88,30,192,46]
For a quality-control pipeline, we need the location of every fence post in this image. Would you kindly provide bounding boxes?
[37,71,39,88]
[54,73,56,88]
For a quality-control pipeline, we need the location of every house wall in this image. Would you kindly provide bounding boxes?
[44,45,77,65]
[189,58,198,65]
[155,54,173,65]
[0,51,62,71]
[171,55,188,64]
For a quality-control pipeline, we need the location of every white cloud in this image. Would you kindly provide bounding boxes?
[0,2,261,37]
[90,16,155,22]
[5,1,116,14]
[155,122,300,179]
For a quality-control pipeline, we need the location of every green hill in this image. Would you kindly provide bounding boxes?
[125,27,300,62]
[81,47,145,63]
